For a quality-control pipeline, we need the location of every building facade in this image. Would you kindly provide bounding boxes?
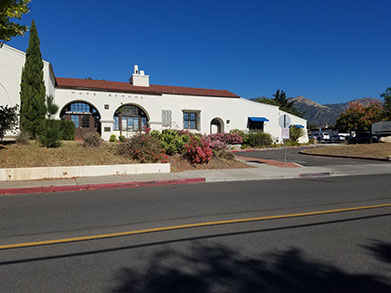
[0,44,308,143]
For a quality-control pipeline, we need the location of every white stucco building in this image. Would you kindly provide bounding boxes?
[0,44,308,142]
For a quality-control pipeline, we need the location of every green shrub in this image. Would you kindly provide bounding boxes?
[59,120,75,140]
[159,129,190,156]
[150,130,161,138]
[39,119,74,141]
[117,133,167,163]
[243,131,273,147]
[229,129,245,139]
[38,122,62,148]
[83,132,102,147]
[38,96,61,148]
[285,140,301,147]
[289,127,305,143]
[119,135,126,142]
[109,134,118,142]
[0,105,18,141]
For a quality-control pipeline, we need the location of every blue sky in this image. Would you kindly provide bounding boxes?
[6,0,391,104]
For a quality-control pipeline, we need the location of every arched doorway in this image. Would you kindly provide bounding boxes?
[113,104,149,136]
[60,101,101,139]
[210,118,224,134]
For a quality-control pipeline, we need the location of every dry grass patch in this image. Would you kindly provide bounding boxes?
[0,141,252,171]
[167,154,252,172]
[302,143,391,159]
[0,141,136,168]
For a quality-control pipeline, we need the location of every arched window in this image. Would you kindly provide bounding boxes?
[113,104,148,132]
[60,102,101,138]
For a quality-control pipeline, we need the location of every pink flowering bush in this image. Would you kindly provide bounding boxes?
[178,129,191,136]
[143,126,151,134]
[207,133,243,146]
[208,139,227,151]
[229,129,245,140]
[205,133,242,160]
[117,133,168,163]
[184,136,213,164]
[224,133,243,144]
[208,133,225,142]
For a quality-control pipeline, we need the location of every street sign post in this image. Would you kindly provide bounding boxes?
[281,127,290,139]
[279,114,291,166]
[279,114,291,128]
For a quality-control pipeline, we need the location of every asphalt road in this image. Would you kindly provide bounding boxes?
[236,147,391,166]
[1,174,390,292]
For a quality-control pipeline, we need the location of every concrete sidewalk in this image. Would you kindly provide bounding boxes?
[1,157,390,195]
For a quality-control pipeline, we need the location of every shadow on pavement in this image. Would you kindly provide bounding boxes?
[111,242,391,293]
[364,239,391,265]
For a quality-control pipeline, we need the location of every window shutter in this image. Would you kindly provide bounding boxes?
[162,110,172,127]
[197,112,201,131]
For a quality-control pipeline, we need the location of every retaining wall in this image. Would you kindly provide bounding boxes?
[0,163,170,181]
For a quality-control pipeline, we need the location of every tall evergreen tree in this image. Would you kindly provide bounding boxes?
[273,89,301,116]
[255,89,302,117]
[381,87,391,120]
[19,19,46,138]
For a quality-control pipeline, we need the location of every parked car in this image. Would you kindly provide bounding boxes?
[338,132,350,139]
[331,135,346,142]
[348,133,379,144]
[317,133,330,142]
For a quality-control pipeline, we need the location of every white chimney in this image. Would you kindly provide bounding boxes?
[130,65,149,87]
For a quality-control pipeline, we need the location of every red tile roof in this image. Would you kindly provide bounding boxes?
[56,77,240,98]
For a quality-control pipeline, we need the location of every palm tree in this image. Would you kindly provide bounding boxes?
[39,95,61,147]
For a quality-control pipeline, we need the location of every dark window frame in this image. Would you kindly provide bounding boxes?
[61,102,100,130]
[183,111,199,130]
[248,119,264,132]
[81,115,90,128]
[113,105,148,132]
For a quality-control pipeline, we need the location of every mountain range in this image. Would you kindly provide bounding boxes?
[252,96,382,127]
[288,96,382,127]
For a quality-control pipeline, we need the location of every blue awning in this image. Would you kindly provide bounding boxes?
[248,117,269,122]
[292,124,304,128]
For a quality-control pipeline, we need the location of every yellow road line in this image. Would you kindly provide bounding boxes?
[1,203,390,250]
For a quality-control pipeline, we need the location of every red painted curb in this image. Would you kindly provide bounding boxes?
[0,178,206,195]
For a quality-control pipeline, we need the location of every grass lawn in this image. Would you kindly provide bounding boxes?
[301,143,391,160]
[0,141,250,171]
